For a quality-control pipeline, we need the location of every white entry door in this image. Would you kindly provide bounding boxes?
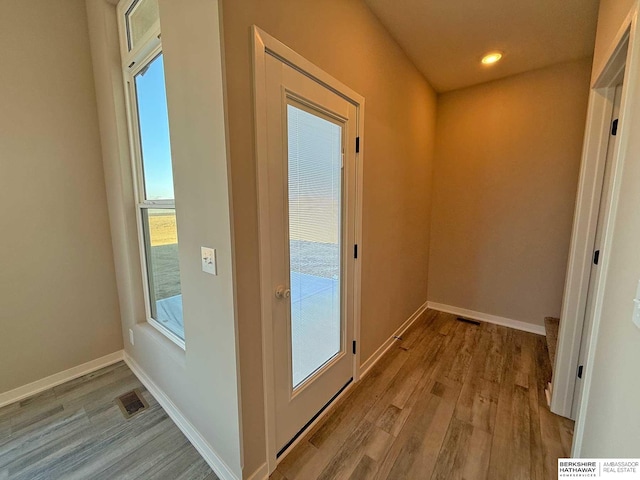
[264,52,359,455]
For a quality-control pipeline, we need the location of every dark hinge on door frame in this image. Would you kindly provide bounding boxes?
[355,137,360,153]
[612,118,619,136]
[593,249,600,265]
[354,244,358,259]
[577,365,584,379]
[352,340,357,354]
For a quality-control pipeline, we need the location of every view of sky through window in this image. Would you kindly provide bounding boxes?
[135,53,175,200]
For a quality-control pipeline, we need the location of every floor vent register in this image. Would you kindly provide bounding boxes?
[115,389,149,419]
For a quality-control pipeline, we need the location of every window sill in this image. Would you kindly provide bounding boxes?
[147,317,186,351]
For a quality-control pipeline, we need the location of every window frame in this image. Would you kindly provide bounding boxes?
[117,0,185,349]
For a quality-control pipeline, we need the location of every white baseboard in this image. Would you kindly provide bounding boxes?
[246,462,268,480]
[359,300,429,379]
[0,350,124,409]
[426,302,546,336]
[123,352,239,480]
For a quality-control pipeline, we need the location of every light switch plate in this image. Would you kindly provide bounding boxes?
[633,301,640,329]
[633,280,640,329]
[201,247,217,275]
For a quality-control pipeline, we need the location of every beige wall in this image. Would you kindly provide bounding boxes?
[592,0,636,80]
[86,0,243,476]
[220,0,437,475]
[579,0,640,457]
[428,59,592,327]
[0,0,122,394]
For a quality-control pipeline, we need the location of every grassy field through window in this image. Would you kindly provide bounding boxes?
[147,210,180,299]
[149,211,178,246]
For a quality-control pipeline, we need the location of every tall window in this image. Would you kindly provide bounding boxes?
[118,0,184,346]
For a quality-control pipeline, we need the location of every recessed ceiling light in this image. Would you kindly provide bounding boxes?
[481,52,503,65]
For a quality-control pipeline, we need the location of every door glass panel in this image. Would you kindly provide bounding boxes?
[287,104,343,388]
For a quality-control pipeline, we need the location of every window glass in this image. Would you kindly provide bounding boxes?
[121,1,183,345]
[142,208,183,339]
[126,0,159,51]
[134,53,174,201]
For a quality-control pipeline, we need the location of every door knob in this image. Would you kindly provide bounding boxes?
[275,285,291,299]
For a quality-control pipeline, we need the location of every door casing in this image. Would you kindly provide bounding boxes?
[571,83,622,420]
[252,25,365,472]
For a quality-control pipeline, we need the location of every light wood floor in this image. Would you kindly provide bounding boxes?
[0,362,216,480]
[273,309,574,480]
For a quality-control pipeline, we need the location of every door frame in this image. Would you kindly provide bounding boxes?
[552,5,638,437]
[252,25,365,472]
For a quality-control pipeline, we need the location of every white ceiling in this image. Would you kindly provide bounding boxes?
[364,0,600,92]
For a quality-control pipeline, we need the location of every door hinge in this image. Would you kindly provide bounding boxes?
[577,365,584,379]
[612,118,618,136]
[355,137,360,153]
[354,244,358,259]
[352,340,357,354]
[593,249,600,265]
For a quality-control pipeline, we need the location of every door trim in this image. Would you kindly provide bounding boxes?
[252,25,365,473]
[552,5,639,452]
